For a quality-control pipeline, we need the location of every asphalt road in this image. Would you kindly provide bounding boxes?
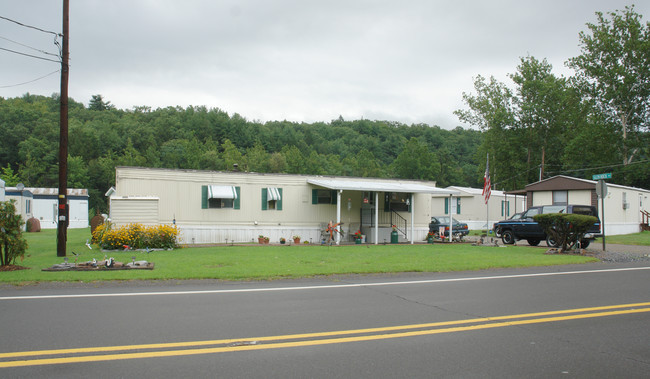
[1,261,649,378]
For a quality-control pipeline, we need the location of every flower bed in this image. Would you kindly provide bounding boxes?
[92,222,180,250]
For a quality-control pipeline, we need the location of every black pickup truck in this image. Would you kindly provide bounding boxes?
[493,205,601,247]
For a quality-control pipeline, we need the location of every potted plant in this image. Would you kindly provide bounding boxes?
[353,230,363,244]
[292,235,301,244]
[258,235,266,244]
[391,225,399,244]
[280,237,286,245]
[426,231,435,244]
[263,236,270,244]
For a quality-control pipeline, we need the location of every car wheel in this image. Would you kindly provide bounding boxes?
[546,235,559,248]
[527,239,540,246]
[501,230,515,245]
[579,239,590,249]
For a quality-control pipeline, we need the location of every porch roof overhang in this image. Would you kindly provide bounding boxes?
[307,178,460,195]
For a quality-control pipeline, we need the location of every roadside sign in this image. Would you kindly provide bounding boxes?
[592,173,612,180]
[595,180,608,198]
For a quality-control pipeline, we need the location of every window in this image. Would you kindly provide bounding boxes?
[552,190,568,205]
[523,208,540,218]
[362,191,375,205]
[444,197,461,215]
[201,185,240,209]
[262,188,283,210]
[209,198,233,209]
[386,192,410,212]
[501,200,510,216]
[312,189,337,205]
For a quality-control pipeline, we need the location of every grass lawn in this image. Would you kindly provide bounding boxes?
[595,231,650,246]
[1,228,600,284]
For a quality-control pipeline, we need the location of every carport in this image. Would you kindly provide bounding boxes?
[307,178,459,244]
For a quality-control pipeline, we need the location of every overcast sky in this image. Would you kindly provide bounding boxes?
[1,1,646,129]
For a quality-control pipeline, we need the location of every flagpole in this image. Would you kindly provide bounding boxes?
[486,195,489,237]
[483,153,490,236]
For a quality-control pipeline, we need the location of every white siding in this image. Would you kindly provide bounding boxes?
[111,198,159,224]
[432,188,526,231]
[569,190,591,205]
[600,186,647,235]
[69,199,89,228]
[532,192,553,206]
[111,167,441,243]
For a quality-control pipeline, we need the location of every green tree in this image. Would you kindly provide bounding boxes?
[88,94,115,111]
[221,139,243,170]
[268,152,287,173]
[281,145,304,174]
[352,149,383,178]
[510,56,576,182]
[0,200,27,266]
[245,142,270,172]
[455,75,519,189]
[0,164,21,186]
[390,138,439,180]
[67,155,89,189]
[567,5,650,166]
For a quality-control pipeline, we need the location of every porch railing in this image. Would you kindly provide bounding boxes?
[361,208,408,237]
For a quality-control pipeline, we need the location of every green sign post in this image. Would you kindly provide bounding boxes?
[593,173,611,251]
[592,173,612,180]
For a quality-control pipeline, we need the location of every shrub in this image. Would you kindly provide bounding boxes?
[91,223,180,250]
[534,213,597,253]
[0,200,28,266]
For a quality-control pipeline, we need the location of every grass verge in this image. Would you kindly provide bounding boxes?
[1,228,600,284]
[595,231,650,246]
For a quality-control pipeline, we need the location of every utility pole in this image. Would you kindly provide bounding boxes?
[57,0,69,257]
[539,147,545,181]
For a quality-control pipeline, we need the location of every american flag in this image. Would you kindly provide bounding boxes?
[482,153,491,204]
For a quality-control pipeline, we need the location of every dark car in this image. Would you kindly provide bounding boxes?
[493,205,601,247]
[494,212,523,237]
[429,216,469,240]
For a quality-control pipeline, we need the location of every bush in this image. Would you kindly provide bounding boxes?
[534,213,597,253]
[91,223,180,250]
[0,200,28,266]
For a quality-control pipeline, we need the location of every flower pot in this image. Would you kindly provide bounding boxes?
[355,239,362,244]
[427,237,434,244]
[391,231,399,244]
[293,238,300,244]
[280,240,286,244]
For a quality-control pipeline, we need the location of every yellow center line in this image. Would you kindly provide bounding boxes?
[1,303,649,368]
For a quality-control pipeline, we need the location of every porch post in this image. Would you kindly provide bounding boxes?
[374,192,379,245]
[336,190,342,245]
[449,194,454,243]
[410,194,415,244]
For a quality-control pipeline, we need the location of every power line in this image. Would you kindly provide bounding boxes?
[0,46,60,63]
[0,69,60,88]
[493,159,650,189]
[545,159,650,176]
[0,35,60,58]
[0,15,61,37]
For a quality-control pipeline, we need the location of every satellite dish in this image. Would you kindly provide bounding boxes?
[16,183,24,191]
